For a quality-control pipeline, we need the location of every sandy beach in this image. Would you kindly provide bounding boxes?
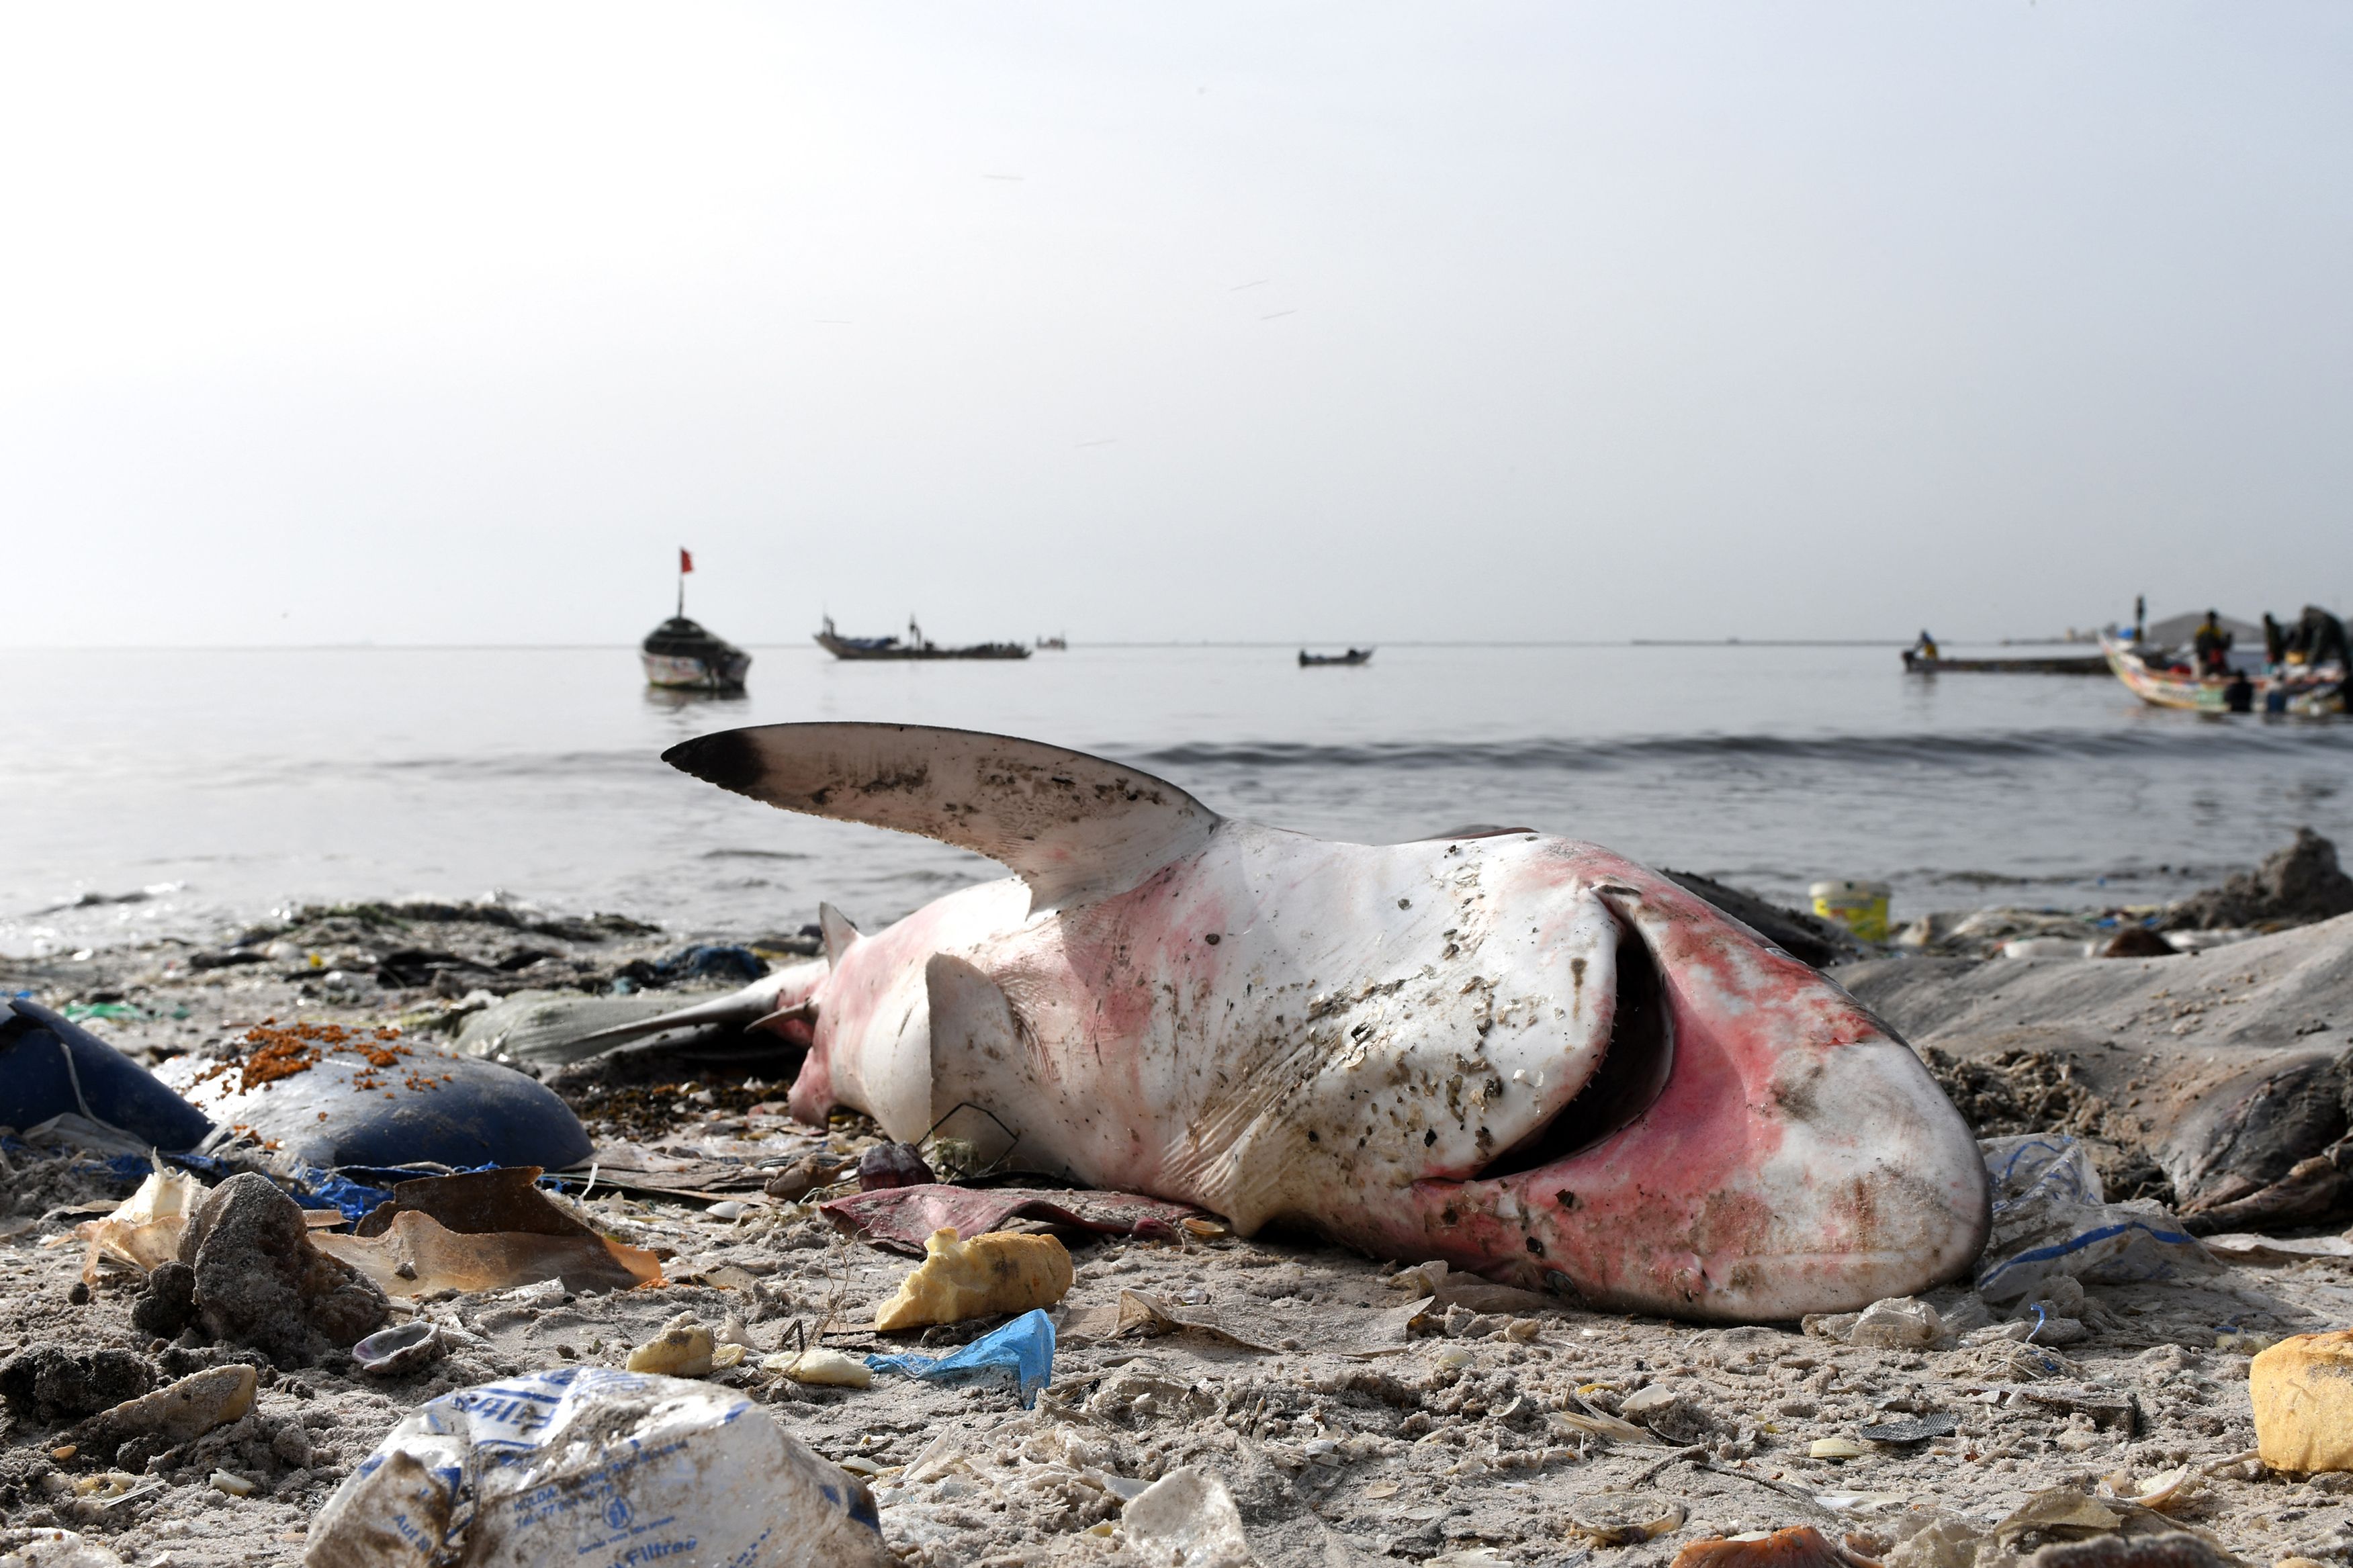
[7,887,2353,1568]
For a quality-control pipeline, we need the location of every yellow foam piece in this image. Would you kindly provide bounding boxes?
[2251,1330,2353,1473]
[873,1228,1073,1331]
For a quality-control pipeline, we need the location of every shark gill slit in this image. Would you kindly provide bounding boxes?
[1474,911,1674,1181]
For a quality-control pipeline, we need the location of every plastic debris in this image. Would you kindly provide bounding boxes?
[819,1183,1208,1255]
[866,1307,1056,1408]
[765,1348,873,1388]
[75,1166,206,1281]
[1059,1288,1280,1354]
[872,1227,1072,1330]
[2250,1330,2353,1473]
[303,1367,887,1568]
[1974,1136,2215,1303]
[310,1166,662,1297]
[1118,1467,1255,1568]
[179,1173,388,1367]
[161,1033,590,1172]
[627,1313,717,1377]
[0,998,214,1152]
[1858,1412,1957,1444]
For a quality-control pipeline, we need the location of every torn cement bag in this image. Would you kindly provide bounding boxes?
[304,1367,887,1568]
[1975,1135,2217,1304]
[309,1167,662,1297]
[819,1183,1209,1256]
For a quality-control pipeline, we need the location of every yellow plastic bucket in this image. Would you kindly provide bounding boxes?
[1810,879,1892,943]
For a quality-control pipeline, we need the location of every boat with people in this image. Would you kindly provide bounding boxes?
[641,549,751,691]
[2102,630,2345,716]
[814,616,1032,661]
[1299,647,1374,667]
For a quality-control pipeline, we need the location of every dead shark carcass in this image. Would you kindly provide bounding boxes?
[658,723,1990,1321]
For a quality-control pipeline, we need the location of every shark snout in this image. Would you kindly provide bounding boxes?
[1404,856,1990,1320]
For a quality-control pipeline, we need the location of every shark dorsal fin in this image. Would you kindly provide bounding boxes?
[664,723,1221,908]
[817,903,862,967]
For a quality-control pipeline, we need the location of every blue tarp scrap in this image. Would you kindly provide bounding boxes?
[866,1309,1057,1408]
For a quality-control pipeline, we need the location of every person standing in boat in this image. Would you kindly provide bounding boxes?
[2192,610,2232,677]
[1910,629,1939,661]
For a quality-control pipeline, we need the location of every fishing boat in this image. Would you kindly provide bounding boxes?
[814,616,1032,661]
[1298,647,1374,667]
[2101,633,2345,715]
[1900,649,2106,675]
[642,550,751,691]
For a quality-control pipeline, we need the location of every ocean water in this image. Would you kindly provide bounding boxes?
[5,643,2349,958]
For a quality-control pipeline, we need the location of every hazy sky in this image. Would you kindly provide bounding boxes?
[4,3,2348,647]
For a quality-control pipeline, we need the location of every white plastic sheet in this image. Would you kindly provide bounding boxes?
[1974,1135,2215,1304]
[304,1367,887,1568]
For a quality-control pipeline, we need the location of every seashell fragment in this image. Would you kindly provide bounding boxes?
[1810,1438,1868,1460]
[352,1321,448,1379]
[764,1347,875,1387]
[1568,1494,1687,1546]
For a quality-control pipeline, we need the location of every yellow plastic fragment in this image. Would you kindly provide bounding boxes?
[2251,1330,2353,1474]
[872,1228,1073,1331]
[625,1313,716,1377]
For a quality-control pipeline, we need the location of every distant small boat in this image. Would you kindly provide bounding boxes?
[1036,635,1069,651]
[1299,647,1374,667]
[643,549,750,690]
[642,616,751,691]
[815,616,1032,661]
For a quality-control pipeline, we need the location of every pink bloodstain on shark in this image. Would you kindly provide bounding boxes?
[659,723,1989,1322]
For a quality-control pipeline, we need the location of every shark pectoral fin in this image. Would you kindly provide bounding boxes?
[817,903,862,967]
[662,723,1222,907]
[923,953,1028,1168]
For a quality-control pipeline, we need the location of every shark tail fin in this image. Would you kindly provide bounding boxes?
[664,723,1221,907]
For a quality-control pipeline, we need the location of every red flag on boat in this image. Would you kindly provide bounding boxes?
[679,548,695,574]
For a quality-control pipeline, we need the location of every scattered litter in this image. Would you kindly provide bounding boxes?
[1117,1466,1254,1568]
[872,1227,1071,1330]
[820,1183,1209,1255]
[311,1166,663,1297]
[210,1469,258,1497]
[75,1365,257,1452]
[2199,1232,2353,1265]
[1804,1297,1946,1350]
[0,1530,128,1568]
[1060,1289,1280,1354]
[179,1172,388,1365]
[1567,1494,1687,1546]
[161,1029,591,1172]
[351,1321,449,1378]
[866,1307,1056,1408]
[1974,1136,2214,1303]
[1669,1525,1875,1568]
[304,1367,887,1568]
[766,1347,873,1388]
[2099,1465,2198,1512]
[625,1312,717,1377]
[2251,1330,2353,1473]
[0,998,214,1152]
[855,1141,932,1191]
[75,1164,206,1281]
[1857,1413,1957,1444]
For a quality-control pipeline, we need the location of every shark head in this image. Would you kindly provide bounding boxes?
[1288,841,1990,1320]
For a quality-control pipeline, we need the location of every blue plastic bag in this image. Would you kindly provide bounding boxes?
[867,1309,1056,1408]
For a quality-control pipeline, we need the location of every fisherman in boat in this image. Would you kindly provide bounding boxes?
[2285,605,2350,671]
[2264,612,2289,667]
[1910,629,1939,661]
[2192,610,2232,678]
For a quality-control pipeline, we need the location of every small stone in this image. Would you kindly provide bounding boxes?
[209,1471,257,1497]
[66,1283,91,1307]
[130,1263,197,1340]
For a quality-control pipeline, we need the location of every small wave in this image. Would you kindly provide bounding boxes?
[1128,725,2353,774]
